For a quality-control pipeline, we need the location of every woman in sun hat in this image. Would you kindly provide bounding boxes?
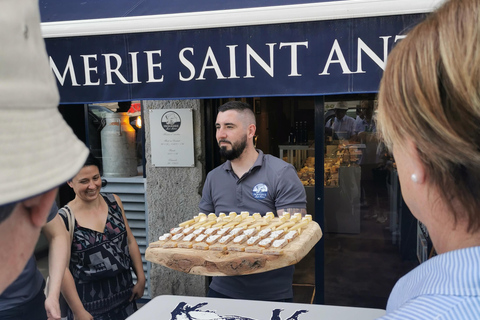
[0,1,88,318]
[376,0,480,318]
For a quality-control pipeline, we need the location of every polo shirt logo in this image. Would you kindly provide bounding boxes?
[252,183,268,199]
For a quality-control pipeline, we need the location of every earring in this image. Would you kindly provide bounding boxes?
[411,174,418,183]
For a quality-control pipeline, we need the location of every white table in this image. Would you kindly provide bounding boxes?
[128,295,386,320]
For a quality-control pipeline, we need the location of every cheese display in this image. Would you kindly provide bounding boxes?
[298,157,316,186]
[146,211,322,276]
[296,144,363,187]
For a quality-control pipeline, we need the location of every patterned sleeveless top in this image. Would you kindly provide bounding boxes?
[60,193,134,318]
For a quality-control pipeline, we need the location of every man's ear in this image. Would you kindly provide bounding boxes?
[21,188,58,228]
[248,124,256,139]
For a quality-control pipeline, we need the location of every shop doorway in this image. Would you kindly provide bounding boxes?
[204,96,418,308]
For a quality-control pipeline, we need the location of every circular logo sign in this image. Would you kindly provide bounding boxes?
[252,183,268,200]
[161,111,181,132]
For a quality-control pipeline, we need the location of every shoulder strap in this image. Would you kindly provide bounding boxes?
[59,206,75,242]
[103,192,116,204]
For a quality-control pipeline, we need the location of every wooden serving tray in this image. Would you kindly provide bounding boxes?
[145,221,322,276]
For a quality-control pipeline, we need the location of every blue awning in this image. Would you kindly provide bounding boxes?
[40,0,444,103]
[40,0,344,22]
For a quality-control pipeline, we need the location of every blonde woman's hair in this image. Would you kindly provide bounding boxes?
[377,0,480,232]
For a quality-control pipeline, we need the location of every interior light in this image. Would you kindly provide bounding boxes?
[136,116,142,128]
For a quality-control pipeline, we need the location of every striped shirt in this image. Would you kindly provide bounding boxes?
[326,116,355,139]
[377,246,480,319]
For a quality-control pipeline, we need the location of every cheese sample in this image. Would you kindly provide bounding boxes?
[284,230,299,242]
[245,245,263,253]
[182,233,195,242]
[269,230,285,240]
[194,234,208,243]
[205,227,219,235]
[170,227,183,235]
[272,239,288,248]
[258,228,272,239]
[182,226,195,235]
[193,243,209,250]
[178,234,195,248]
[217,227,232,236]
[233,234,248,244]
[258,238,274,248]
[218,234,234,244]
[229,227,245,236]
[171,233,184,241]
[158,233,172,242]
[193,227,206,235]
[162,241,178,248]
[243,228,258,237]
[263,239,289,255]
[246,236,262,246]
[209,234,234,251]
[206,234,221,245]
[177,242,193,249]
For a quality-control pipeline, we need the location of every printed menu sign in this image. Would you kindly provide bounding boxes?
[150,109,194,167]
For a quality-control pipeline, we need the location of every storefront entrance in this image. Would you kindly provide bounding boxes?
[203,95,418,307]
[40,0,438,305]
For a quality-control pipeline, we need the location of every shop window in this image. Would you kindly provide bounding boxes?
[87,101,145,178]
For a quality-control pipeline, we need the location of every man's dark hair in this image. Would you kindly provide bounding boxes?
[218,101,252,113]
[0,202,17,224]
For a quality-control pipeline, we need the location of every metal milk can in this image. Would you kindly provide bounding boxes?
[101,112,137,177]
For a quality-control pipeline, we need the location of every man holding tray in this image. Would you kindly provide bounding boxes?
[199,101,307,301]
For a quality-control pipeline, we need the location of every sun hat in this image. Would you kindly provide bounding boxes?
[0,0,89,206]
[335,101,349,110]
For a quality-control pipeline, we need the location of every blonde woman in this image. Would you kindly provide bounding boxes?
[60,155,145,320]
[376,0,480,318]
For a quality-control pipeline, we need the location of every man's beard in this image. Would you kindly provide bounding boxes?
[219,135,247,160]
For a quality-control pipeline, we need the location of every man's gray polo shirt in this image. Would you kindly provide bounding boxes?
[199,150,306,300]
[199,150,306,215]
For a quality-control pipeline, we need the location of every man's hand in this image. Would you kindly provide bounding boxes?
[45,295,61,320]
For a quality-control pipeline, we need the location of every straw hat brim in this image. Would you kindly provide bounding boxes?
[0,107,89,205]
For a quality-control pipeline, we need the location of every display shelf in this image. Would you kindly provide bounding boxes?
[279,144,313,170]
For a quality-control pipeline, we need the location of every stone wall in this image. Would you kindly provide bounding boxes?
[143,99,208,297]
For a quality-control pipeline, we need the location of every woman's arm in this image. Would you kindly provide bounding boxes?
[42,214,69,320]
[114,194,146,301]
[61,269,93,320]
[57,209,93,320]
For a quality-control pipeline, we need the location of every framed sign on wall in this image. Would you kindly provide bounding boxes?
[150,108,194,167]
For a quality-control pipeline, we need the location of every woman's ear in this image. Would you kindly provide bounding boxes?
[405,138,426,185]
[67,180,73,188]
